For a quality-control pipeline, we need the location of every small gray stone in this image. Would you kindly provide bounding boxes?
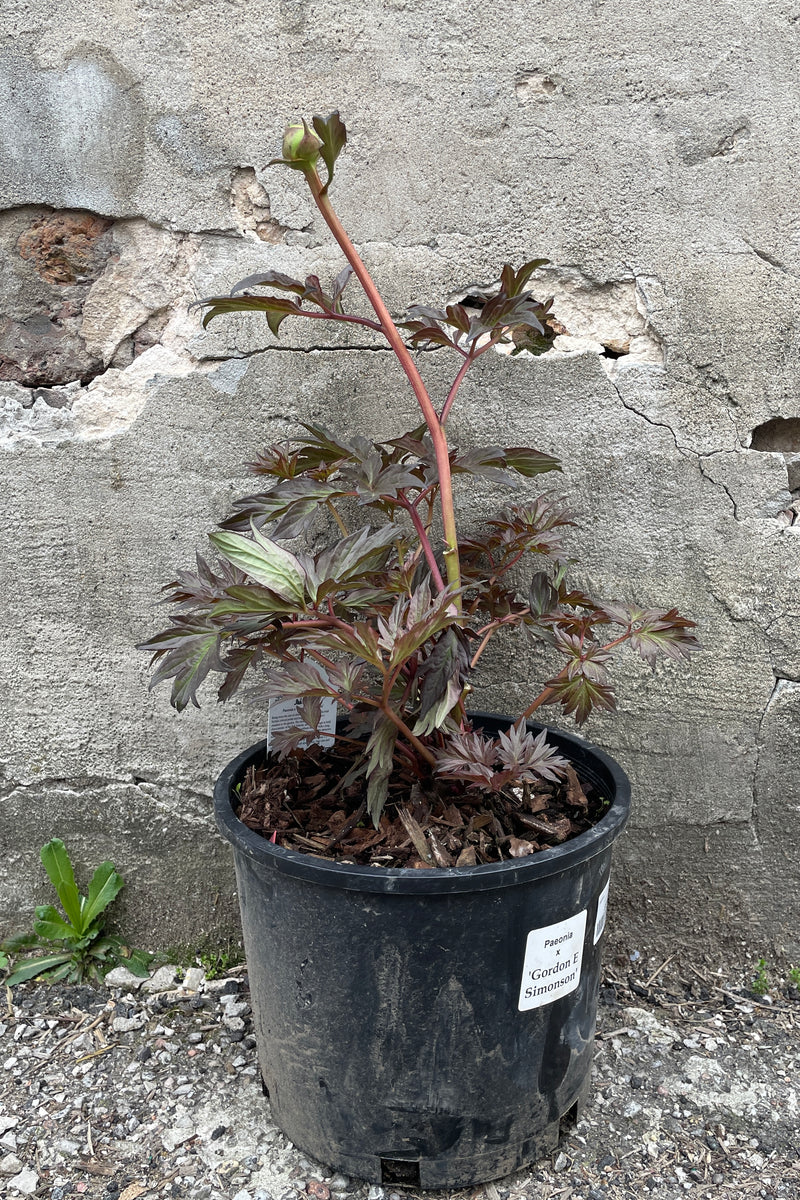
[142,965,180,993]
[112,1014,147,1033]
[182,967,205,991]
[52,1139,80,1156]
[201,979,230,994]
[104,966,147,989]
[220,999,249,1018]
[0,1154,23,1177]
[8,1167,38,1195]
[162,1124,196,1152]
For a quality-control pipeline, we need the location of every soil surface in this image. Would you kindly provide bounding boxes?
[237,743,605,868]
[1,955,798,1200]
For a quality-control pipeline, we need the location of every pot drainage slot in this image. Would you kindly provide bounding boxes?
[380,1159,421,1186]
[559,1098,580,1135]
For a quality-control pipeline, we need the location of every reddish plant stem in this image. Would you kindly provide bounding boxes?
[287,308,383,332]
[515,686,556,727]
[359,694,437,767]
[303,166,462,606]
[440,335,503,423]
[439,351,473,423]
[396,497,446,592]
[469,614,523,669]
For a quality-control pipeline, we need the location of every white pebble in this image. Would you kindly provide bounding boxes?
[8,1167,38,1195]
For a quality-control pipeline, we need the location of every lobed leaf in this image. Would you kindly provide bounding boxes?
[147,625,225,711]
[629,609,700,666]
[546,672,617,724]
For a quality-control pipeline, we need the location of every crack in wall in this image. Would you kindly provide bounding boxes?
[197,344,394,361]
[698,457,740,519]
[744,240,798,279]
[1,774,215,824]
[602,367,697,463]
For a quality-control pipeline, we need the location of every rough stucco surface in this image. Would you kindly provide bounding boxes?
[1,2,798,958]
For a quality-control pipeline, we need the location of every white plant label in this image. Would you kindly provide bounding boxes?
[593,877,611,945]
[518,910,587,1011]
[267,695,337,754]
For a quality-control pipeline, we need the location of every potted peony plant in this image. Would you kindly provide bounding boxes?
[141,113,697,1188]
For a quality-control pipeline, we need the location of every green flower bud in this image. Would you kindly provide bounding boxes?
[282,120,323,165]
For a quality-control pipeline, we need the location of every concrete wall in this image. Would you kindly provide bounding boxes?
[1,2,798,959]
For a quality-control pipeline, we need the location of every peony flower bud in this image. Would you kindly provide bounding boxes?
[282,120,323,166]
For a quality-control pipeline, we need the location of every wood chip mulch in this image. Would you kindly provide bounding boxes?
[236,742,607,868]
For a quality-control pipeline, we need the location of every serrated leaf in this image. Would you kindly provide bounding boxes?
[210,529,306,606]
[255,659,337,700]
[212,584,298,617]
[314,525,397,585]
[82,861,124,930]
[4,952,73,987]
[40,839,82,929]
[309,623,384,669]
[33,905,78,942]
[629,610,700,666]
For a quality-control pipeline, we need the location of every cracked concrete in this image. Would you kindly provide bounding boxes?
[2,1,800,961]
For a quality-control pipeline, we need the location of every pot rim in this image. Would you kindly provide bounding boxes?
[214,712,631,894]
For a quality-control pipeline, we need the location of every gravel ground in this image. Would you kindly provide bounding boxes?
[1,959,798,1200]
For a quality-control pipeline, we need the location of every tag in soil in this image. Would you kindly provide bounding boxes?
[518,910,586,1011]
[267,694,337,753]
[593,877,610,945]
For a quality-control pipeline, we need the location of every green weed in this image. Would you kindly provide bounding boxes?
[751,957,769,996]
[0,839,152,987]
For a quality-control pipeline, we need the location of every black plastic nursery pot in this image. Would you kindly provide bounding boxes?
[214,713,631,1189]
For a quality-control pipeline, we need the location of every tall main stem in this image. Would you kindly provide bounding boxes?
[304,167,462,606]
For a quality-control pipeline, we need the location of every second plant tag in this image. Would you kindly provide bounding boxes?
[267,695,337,754]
